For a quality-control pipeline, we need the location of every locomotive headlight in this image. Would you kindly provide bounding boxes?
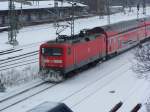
[43,59,63,64]
[53,60,63,63]
[44,59,50,63]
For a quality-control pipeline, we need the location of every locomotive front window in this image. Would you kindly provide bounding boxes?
[42,48,63,56]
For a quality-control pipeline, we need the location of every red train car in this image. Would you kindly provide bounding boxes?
[39,17,150,82]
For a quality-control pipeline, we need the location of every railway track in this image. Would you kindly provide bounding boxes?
[0,59,38,71]
[0,38,46,72]
[0,51,38,62]
[0,51,38,71]
[0,49,23,56]
[0,82,57,111]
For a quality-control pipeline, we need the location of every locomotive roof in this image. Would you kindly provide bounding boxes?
[47,28,106,44]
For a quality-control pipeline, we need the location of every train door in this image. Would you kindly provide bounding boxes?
[73,45,77,67]
[97,34,106,58]
[117,35,125,52]
[118,37,122,49]
[102,34,107,57]
[108,38,111,54]
[113,37,118,52]
[108,37,117,54]
[108,38,113,54]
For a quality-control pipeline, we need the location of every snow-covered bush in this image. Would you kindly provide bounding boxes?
[133,43,150,73]
[132,42,150,79]
[0,65,40,87]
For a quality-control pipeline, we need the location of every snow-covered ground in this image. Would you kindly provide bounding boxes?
[0,6,150,112]
[1,48,150,112]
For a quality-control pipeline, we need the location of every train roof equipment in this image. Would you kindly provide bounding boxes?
[48,27,106,44]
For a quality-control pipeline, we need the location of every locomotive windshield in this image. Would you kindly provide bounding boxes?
[41,48,63,56]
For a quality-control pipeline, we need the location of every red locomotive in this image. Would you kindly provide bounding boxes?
[39,18,150,82]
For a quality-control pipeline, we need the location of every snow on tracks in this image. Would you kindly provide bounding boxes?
[1,49,143,112]
[0,51,38,71]
[0,81,56,111]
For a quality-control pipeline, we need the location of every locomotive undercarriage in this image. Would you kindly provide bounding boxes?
[39,68,64,83]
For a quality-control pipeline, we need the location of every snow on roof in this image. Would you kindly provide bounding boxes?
[27,102,59,112]
[0,0,86,11]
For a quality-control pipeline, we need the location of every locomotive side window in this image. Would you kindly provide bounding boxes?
[41,48,63,56]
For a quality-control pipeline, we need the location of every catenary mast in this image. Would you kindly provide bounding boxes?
[8,0,20,46]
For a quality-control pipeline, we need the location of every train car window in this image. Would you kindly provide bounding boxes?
[68,47,71,55]
[42,48,63,56]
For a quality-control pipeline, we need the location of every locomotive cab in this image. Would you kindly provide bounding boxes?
[39,43,67,82]
[41,47,64,67]
[39,29,107,82]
